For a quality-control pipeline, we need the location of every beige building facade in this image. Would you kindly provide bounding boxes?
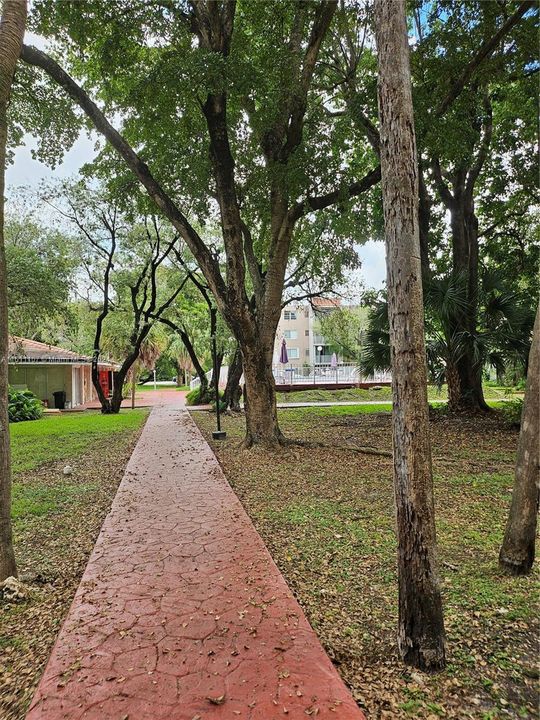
[273,298,342,366]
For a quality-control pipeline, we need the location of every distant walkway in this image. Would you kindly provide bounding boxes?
[27,401,364,719]
[82,389,186,409]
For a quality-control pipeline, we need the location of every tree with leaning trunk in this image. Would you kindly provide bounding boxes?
[499,304,539,576]
[0,0,26,582]
[222,343,242,412]
[373,0,446,670]
[54,185,188,413]
[18,0,382,446]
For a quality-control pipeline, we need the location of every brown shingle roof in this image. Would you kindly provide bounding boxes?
[312,297,341,308]
[8,336,118,368]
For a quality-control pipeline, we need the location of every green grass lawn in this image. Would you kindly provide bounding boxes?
[10,410,149,474]
[136,382,188,391]
[274,399,506,418]
[276,384,522,404]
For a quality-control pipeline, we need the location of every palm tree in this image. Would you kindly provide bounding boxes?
[360,270,533,412]
[164,334,194,387]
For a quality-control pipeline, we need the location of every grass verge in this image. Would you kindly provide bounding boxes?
[276,384,522,404]
[10,410,148,473]
[1,409,149,720]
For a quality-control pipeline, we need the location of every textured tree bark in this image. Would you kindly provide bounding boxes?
[0,0,26,582]
[499,304,539,575]
[446,362,462,413]
[449,196,489,411]
[241,342,282,448]
[374,0,446,671]
[223,344,242,412]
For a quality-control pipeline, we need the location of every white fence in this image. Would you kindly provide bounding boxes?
[273,363,391,386]
[190,363,391,391]
[189,366,228,391]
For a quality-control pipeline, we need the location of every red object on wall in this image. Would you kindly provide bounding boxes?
[98,370,110,397]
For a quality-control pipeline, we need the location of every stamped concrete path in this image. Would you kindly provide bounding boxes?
[27,399,364,720]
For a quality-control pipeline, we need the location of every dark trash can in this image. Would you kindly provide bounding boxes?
[53,390,66,409]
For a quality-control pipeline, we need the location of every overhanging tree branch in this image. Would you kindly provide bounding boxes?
[435,0,535,117]
[289,165,381,222]
[20,43,227,306]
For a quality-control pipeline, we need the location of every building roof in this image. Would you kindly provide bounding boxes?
[312,297,341,308]
[8,336,118,368]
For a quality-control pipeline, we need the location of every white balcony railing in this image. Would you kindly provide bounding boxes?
[272,363,391,386]
[189,363,391,391]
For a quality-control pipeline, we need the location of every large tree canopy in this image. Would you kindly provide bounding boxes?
[14,0,385,444]
[5,0,537,434]
[331,0,538,405]
[5,213,77,338]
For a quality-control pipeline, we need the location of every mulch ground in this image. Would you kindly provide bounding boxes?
[0,424,146,720]
[192,407,539,720]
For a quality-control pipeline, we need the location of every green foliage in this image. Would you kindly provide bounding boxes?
[317,306,368,362]
[8,388,43,423]
[5,212,78,340]
[500,398,524,429]
[185,386,213,406]
[360,271,533,385]
[21,1,377,299]
[359,298,391,376]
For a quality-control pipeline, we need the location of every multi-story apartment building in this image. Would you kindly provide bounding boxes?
[273,298,342,366]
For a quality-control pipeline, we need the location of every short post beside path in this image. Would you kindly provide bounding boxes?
[26,402,364,719]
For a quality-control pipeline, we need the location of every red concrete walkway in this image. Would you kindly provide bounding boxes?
[82,388,185,410]
[26,401,364,719]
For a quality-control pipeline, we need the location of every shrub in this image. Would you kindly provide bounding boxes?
[8,388,44,423]
[186,385,215,406]
[501,397,523,428]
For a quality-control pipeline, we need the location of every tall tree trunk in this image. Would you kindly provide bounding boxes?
[181,330,209,400]
[175,363,185,387]
[499,304,539,575]
[446,361,462,413]
[450,197,488,411]
[0,0,27,582]
[374,0,446,671]
[210,351,224,393]
[91,357,113,413]
[108,371,125,414]
[241,341,281,448]
[223,343,242,412]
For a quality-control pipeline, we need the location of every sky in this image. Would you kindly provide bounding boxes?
[7,136,387,291]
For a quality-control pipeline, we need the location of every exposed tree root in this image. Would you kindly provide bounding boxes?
[282,437,393,458]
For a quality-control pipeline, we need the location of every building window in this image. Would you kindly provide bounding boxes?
[305,329,309,336]
[284,330,298,340]
[305,348,310,356]
[284,310,297,321]
[288,347,299,359]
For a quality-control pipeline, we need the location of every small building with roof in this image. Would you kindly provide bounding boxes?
[8,336,119,409]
